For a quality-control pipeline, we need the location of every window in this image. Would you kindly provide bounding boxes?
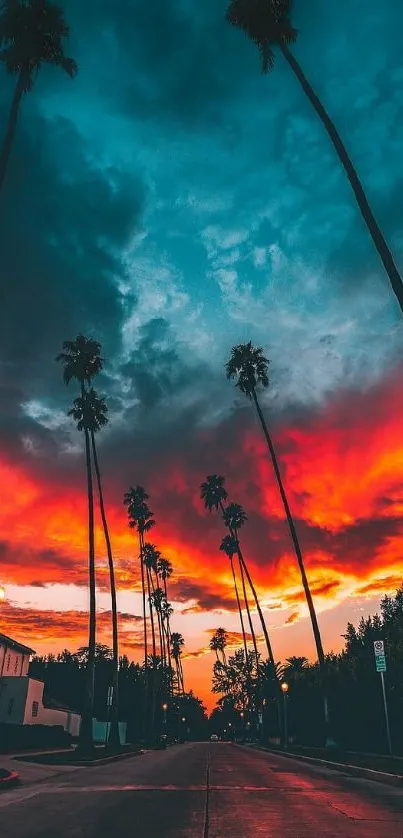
[14,655,18,673]
[7,698,14,715]
[5,654,10,672]
[32,701,39,718]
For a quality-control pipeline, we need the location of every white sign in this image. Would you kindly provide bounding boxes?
[374,640,384,656]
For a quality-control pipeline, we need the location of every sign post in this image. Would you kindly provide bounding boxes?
[373,641,392,754]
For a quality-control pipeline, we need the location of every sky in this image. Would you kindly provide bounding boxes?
[1,0,403,711]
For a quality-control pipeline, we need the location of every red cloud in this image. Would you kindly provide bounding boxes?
[0,366,403,654]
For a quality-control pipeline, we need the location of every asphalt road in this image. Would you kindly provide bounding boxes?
[1,742,403,837]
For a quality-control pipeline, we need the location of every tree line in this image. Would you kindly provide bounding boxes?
[210,588,403,754]
[29,645,208,744]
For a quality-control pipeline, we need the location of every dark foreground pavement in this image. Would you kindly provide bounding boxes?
[1,742,403,837]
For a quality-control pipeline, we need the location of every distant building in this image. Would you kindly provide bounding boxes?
[0,633,80,736]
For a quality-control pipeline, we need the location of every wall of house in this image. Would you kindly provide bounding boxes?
[0,676,29,724]
[0,676,81,735]
[23,679,80,734]
[0,644,29,678]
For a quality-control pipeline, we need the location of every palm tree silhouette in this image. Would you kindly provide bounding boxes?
[200,475,276,668]
[68,388,120,748]
[210,628,228,666]
[170,632,185,694]
[0,0,77,197]
[223,503,260,671]
[158,557,174,686]
[124,487,155,670]
[57,335,103,754]
[225,0,403,315]
[220,534,250,664]
[124,486,155,738]
[226,341,330,740]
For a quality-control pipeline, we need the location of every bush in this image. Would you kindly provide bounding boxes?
[0,722,72,754]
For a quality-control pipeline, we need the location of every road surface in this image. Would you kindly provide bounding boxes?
[1,742,403,837]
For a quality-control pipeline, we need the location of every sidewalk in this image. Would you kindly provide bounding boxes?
[0,751,84,786]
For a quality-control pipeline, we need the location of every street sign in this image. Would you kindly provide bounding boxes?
[374,640,385,656]
[376,656,387,672]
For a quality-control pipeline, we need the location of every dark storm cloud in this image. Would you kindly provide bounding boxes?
[64,0,245,128]
[0,113,142,369]
[121,317,208,410]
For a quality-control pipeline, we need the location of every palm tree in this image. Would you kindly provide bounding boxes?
[157,556,174,679]
[223,504,260,672]
[57,335,103,754]
[220,534,250,664]
[170,632,185,694]
[68,388,120,748]
[124,487,154,669]
[0,0,77,197]
[226,342,330,738]
[225,0,403,315]
[124,487,155,738]
[210,628,228,665]
[200,475,276,668]
[142,542,159,661]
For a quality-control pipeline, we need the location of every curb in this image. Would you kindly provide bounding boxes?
[55,749,145,768]
[248,745,403,788]
[0,770,19,787]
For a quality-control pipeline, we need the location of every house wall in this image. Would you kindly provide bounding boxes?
[23,679,81,734]
[0,644,30,678]
[0,677,81,735]
[0,676,28,724]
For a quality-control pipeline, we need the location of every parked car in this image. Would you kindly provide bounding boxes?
[210,734,219,742]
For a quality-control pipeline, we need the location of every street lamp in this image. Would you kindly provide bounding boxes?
[281,683,289,748]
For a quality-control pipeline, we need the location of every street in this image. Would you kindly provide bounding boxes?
[1,743,403,837]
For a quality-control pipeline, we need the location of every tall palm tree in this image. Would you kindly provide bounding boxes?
[226,342,330,737]
[200,475,276,667]
[225,0,403,315]
[0,0,77,197]
[142,542,159,661]
[68,388,120,748]
[223,504,260,671]
[170,632,185,694]
[124,487,154,669]
[157,556,174,679]
[57,335,103,753]
[124,487,155,738]
[160,596,174,693]
[220,534,249,664]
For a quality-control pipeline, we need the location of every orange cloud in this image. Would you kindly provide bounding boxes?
[0,367,402,656]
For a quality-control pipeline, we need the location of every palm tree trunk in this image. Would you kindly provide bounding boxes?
[229,555,249,665]
[0,71,26,199]
[162,577,173,688]
[238,550,259,670]
[237,547,275,667]
[279,43,403,316]
[146,566,157,740]
[251,388,330,735]
[147,569,157,659]
[178,655,185,693]
[139,531,149,741]
[90,432,120,749]
[77,387,96,754]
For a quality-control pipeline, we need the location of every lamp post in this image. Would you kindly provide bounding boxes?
[240,711,245,742]
[162,703,168,747]
[281,682,289,749]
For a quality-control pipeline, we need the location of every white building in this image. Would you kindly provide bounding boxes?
[0,633,81,736]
